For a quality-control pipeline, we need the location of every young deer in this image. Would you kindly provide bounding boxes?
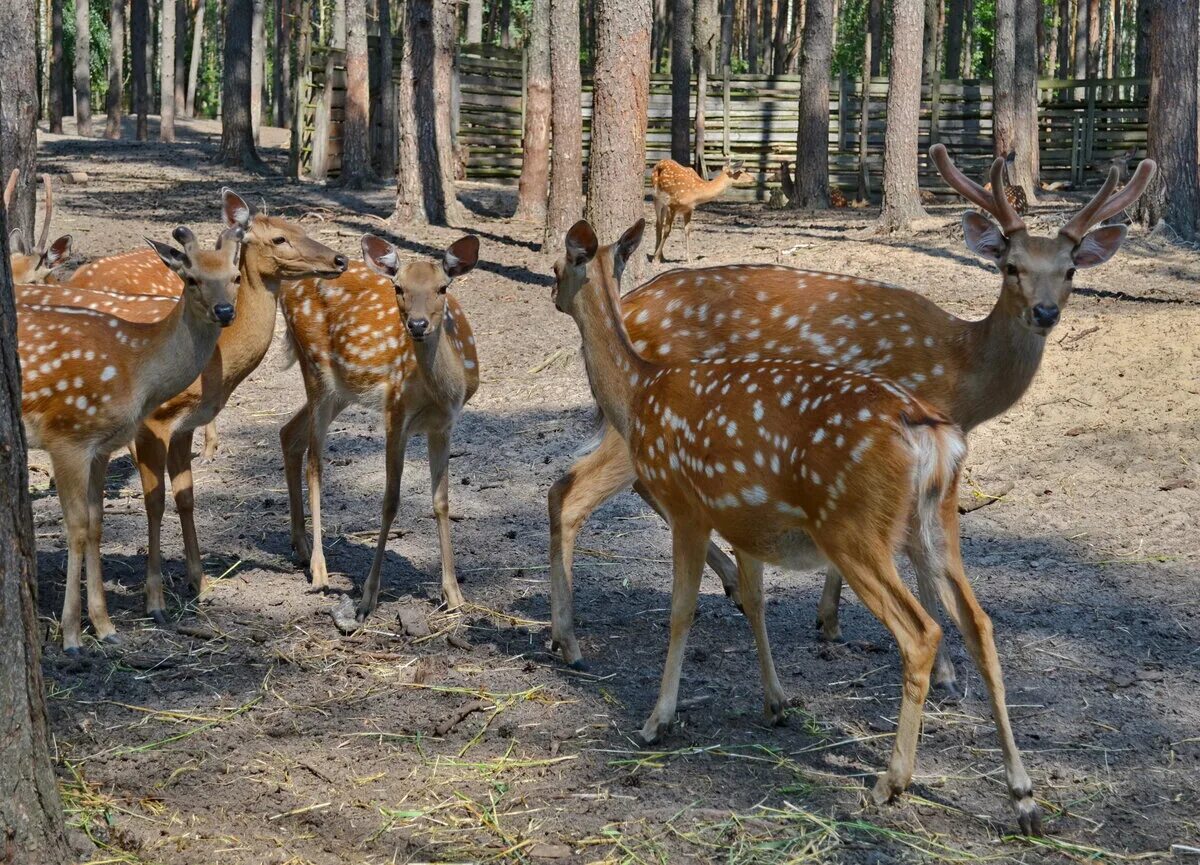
[548,144,1155,691]
[5,170,73,284]
[982,151,1029,215]
[650,159,753,263]
[553,219,1040,834]
[18,227,241,652]
[53,190,348,621]
[279,235,480,617]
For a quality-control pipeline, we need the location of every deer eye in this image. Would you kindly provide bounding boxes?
[1005,263,1019,276]
[231,274,241,285]
[1065,267,1077,280]
[273,236,288,245]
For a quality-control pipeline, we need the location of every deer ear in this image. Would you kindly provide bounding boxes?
[962,212,1008,263]
[1073,224,1127,269]
[565,220,598,267]
[443,235,480,278]
[9,228,28,256]
[615,219,646,269]
[222,188,253,230]
[44,234,72,269]
[146,238,189,273]
[361,234,399,278]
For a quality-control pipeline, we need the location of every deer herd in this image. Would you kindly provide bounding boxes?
[4,143,1157,834]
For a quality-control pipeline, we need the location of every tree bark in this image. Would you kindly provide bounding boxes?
[587,0,651,282]
[218,0,264,166]
[251,0,266,139]
[340,0,373,186]
[131,0,149,140]
[431,0,462,221]
[1134,0,1198,239]
[857,12,872,201]
[467,0,484,42]
[962,0,974,75]
[375,0,395,175]
[868,0,883,75]
[49,0,64,133]
[1012,0,1039,198]
[393,0,423,221]
[993,0,1016,158]
[652,0,669,73]
[1086,0,1100,77]
[187,0,206,116]
[515,0,551,223]
[792,0,832,208]
[275,0,293,127]
[174,0,188,115]
[106,0,126,137]
[772,0,788,75]
[760,0,773,74]
[694,0,719,172]
[719,0,734,69]
[670,0,693,162]
[542,0,584,248]
[877,0,927,231]
[1,0,39,246]
[75,0,93,134]
[1073,0,1088,76]
[161,0,178,141]
[922,0,941,79]
[945,0,964,77]
[747,0,759,71]
[1056,0,1071,77]
[1134,0,1149,79]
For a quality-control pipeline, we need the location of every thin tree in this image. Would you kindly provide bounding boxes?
[993,0,1015,157]
[1056,0,1071,77]
[218,0,264,166]
[922,0,940,79]
[747,0,759,72]
[1010,0,1039,198]
[105,0,126,138]
[652,0,669,72]
[869,0,883,75]
[431,0,463,221]
[161,0,178,141]
[340,0,373,186]
[75,0,94,134]
[375,0,395,176]
[393,0,424,221]
[771,0,788,75]
[275,0,294,128]
[1135,0,1198,239]
[175,0,188,115]
[542,0,583,247]
[694,0,719,173]
[49,0,65,133]
[187,0,206,116]
[945,0,965,77]
[1,0,39,239]
[670,0,693,162]
[877,0,927,232]
[131,0,149,140]
[467,0,484,42]
[1073,0,1088,76]
[515,0,551,222]
[251,0,266,139]
[1086,0,1100,76]
[792,0,832,208]
[587,0,651,283]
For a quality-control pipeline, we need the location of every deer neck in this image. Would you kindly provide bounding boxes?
[142,295,223,410]
[956,289,1047,431]
[697,173,732,205]
[221,247,282,374]
[411,321,467,410]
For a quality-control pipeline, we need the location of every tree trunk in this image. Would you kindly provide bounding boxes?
[747,0,759,71]
[857,12,872,201]
[962,0,974,75]
[393,0,423,221]
[218,0,264,165]
[375,0,395,175]
[993,0,1015,157]
[250,0,265,139]
[760,0,773,75]
[694,0,719,172]
[587,0,650,281]
[670,0,692,162]
[467,0,484,42]
[922,0,940,79]
[1056,0,1071,77]
[868,0,883,75]
[74,0,93,134]
[275,0,293,127]
[431,0,462,221]
[877,0,927,231]
[174,0,188,114]
[515,0,551,222]
[340,0,372,186]
[542,0,583,247]
[106,0,126,137]
[49,0,64,133]
[1,0,39,245]
[1086,0,1100,77]
[499,0,512,47]
[944,0,964,77]
[1135,0,1198,239]
[792,0,832,208]
[131,0,149,140]
[1073,0,1088,76]
[187,0,205,116]
[160,0,177,141]
[289,0,312,175]
[771,0,788,75]
[719,0,734,69]
[1012,0,1039,198]
[652,0,669,73]
[1134,0,1149,79]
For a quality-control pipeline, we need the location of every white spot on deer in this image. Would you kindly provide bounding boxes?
[100,365,117,382]
[753,400,764,421]
[741,485,768,505]
[657,343,672,356]
[932,364,944,376]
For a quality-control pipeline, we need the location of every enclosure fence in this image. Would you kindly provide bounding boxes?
[297,41,1148,196]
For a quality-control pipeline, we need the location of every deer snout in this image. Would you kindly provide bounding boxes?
[407,317,430,340]
[1031,303,1060,329]
[333,254,348,272]
[213,302,236,326]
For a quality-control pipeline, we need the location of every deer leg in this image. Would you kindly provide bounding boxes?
[85,455,117,644]
[639,519,710,744]
[682,211,693,263]
[653,209,677,262]
[305,395,345,591]
[358,416,406,622]
[428,426,465,610]
[201,420,219,461]
[281,401,314,565]
[548,424,636,668]
[133,425,171,625]
[732,550,788,725]
[816,567,844,642]
[167,429,205,597]
[52,450,92,654]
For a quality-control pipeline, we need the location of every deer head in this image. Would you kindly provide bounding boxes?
[145,225,244,327]
[361,234,480,342]
[931,144,1155,335]
[220,188,348,283]
[553,220,645,316]
[5,171,73,283]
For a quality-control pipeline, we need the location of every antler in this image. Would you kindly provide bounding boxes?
[36,174,54,254]
[1060,158,1157,242]
[3,170,17,210]
[929,144,1026,235]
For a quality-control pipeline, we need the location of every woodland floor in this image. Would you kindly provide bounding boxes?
[25,116,1200,865]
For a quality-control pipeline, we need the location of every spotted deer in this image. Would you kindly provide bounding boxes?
[650,159,753,263]
[17,227,242,652]
[48,190,348,622]
[5,170,73,284]
[548,144,1155,696]
[279,235,480,618]
[552,218,1040,834]
[981,150,1028,215]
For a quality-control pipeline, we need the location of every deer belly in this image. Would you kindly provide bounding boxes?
[720,522,830,573]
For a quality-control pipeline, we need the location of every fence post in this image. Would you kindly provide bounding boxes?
[290,1,315,179]
[311,47,335,181]
[520,47,527,135]
[1084,79,1096,171]
[928,72,942,148]
[1070,115,1082,188]
[722,64,731,161]
[837,72,849,152]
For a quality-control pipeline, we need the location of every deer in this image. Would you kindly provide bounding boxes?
[650,159,753,263]
[278,235,480,618]
[5,170,73,284]
[44,190,348,623]
[17,227,242,652]
[546,144,1155,701]
[981,150,1029,215]
[552,218,1041,834]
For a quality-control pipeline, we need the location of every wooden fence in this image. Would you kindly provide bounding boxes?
[298,42,1149,196]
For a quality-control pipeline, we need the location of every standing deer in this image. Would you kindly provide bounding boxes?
[5,171,72,284]
[50,190,348,622]
[552,218,1040,834]
[279,235,480,617]
[650,159,753,263]
[547,145,1155,697]
[17,227,242,652]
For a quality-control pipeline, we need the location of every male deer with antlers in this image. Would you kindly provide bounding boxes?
[5,170,72,284]
[650,159,753,263]
[18,227,242,652]
[547,145,1155,697]
[552,218,1040,833]
[279,235,480,617]
[38,190,348,622]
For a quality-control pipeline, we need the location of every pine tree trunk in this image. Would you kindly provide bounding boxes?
[393,0,423,221]
[877,0,927,231]
[218,0,264,165]
[1,0,39,247]
[174,0,188,114]
[431,0,462,222]
[792,0,832,208]
[993,0,1016,157]
[375,0,395,175]
[467,0,484,42]
[747,0,758,71]
[500,0,512,47]
[542,0,583,247]
[1135,0,1198,239]
[1073,0,1088,76]
[1056,0,1071,77]
[49,0,64,133]
[131,0,149,140]
[515,0,551,222]
[694,0,718,172]
[760,0,773,74]
[275,0,293,127]
[1012,0,1039,197]
[161,0,177,141]
[1086,0,1100,77]
[187,0,205,116]
[922,0,940,79]
[719,0,734,69]
[945,0,964,77]
[1134,0,1149,78]
[868,0,883,75]
[771,0,787,75]
[670,0,693,162]
[251,0,265,139]
[587,0,651,282]
[962,0,974,75]
[106,0,126,137]
[340,0,373,186]
[652,0,669,73]
[74,0,93,134]
[857,14,872,201]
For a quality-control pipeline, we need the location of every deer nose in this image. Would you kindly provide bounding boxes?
[407,318,430,339]
[1031,303,1059,329]
[213,303,236,326]
[333,254,348,272]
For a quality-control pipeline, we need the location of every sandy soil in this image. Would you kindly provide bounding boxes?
[24,116,1200,864]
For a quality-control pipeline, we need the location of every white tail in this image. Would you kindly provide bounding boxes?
[650,159,753,262]
[5,171,73,283]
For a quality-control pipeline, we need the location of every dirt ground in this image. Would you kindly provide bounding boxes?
[24,117,1200,865]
